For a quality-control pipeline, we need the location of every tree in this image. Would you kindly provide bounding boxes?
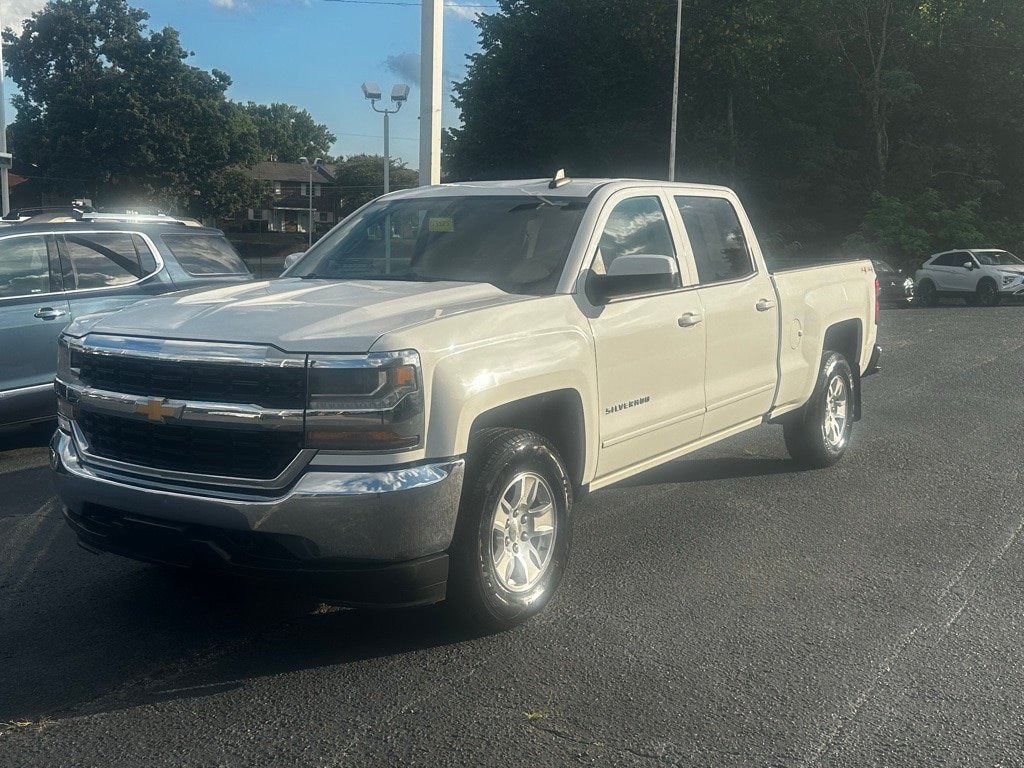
[334,155,419,215]
[2,0,258,214]
[448,0,1024,257]
[239,102,337,163]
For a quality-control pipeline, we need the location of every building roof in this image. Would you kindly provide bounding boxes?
[250,161,337,184]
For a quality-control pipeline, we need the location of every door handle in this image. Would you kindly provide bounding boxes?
[677,312,704,328]
[755,298,777,311]
[34,307,68,320]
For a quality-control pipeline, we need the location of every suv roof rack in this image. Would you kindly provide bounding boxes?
[78,212,203,226]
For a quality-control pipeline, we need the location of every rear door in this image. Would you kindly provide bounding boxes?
[672,193,779,437]
[0,232,70,423]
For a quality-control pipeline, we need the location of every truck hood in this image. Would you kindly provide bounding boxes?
[72,278,530,353]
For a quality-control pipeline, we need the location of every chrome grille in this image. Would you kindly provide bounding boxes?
[75,351,306,408]
[78,411,303,480]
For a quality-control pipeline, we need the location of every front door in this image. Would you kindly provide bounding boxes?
[586,192,707,481]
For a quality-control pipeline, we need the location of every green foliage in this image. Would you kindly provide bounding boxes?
[449,0,1024,256]
[334,155,419,215]
[239,102,337,163]
[845,189,989,267]
[2,0,258,215]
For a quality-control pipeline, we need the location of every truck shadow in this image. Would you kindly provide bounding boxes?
[2,450,801,727]
[615,455,806,488]
[0,505,483,726]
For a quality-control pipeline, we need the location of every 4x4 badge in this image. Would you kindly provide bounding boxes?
[135,398,183,423]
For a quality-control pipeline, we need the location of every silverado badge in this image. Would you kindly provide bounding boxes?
[135,398,184,423]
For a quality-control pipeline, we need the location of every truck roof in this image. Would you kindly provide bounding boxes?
[382,177,736,200]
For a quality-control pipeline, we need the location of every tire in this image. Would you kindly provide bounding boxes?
[976,279,1001,307]
[915,280,937,307]
[784,351,854,469]
[447,428,572,630]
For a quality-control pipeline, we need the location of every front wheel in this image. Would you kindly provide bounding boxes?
[915,280,937,307]
[976,279,1001,307]
[784,352,855,468]
[447,428,572,630]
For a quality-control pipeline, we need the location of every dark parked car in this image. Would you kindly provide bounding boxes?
[872,259,915,307]
[0,217,254,430]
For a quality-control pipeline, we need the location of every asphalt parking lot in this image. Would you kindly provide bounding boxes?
[2,304,1023,767]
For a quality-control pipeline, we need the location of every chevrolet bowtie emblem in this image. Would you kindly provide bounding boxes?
[135,398,184,423]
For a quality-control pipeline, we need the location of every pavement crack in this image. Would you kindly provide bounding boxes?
[802,622,925,766]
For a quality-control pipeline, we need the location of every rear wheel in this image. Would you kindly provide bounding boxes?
[976,278,1000,307]
[915,280,937,307]
[447,428,572,631]
[784,352,854,468]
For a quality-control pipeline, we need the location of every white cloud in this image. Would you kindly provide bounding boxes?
[1,0,49,29]
[445,2,484,22]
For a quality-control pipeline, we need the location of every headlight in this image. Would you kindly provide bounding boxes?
[1001,275,1017,286]
[305,350,423,451]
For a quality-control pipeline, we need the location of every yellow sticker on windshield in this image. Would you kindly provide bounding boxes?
[428,217,454,232]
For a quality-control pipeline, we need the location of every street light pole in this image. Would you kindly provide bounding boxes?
[299,156,322,248]
[0,10,10,216]
[668,0,682,182]
[362,83,409,196]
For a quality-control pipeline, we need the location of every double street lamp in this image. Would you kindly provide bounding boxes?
[361,82,410,195]
[299,155,323,248]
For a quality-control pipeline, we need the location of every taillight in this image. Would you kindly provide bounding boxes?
[874,277,880,323]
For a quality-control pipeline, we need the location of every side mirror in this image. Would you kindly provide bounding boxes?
[587,254,681,304]
[963,261,975,270]
[282,252,305,274]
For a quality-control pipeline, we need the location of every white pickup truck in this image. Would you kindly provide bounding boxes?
[51,176,880,629]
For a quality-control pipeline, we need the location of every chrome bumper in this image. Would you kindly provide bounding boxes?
[51,429,465,564]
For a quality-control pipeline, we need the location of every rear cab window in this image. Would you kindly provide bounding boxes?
[160,234,250,276]
[674,196,755,285]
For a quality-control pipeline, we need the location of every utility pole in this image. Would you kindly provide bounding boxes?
[419,0,442,186]
[0,8,10,216]
[668,0,682,182]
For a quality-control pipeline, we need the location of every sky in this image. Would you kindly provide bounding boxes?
[1,0,491,170]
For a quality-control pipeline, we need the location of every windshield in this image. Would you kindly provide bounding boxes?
[975,250,1023,266]
[872,260,896,274]
[292,195,589,295]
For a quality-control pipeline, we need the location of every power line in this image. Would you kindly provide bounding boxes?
[320,1,498,7]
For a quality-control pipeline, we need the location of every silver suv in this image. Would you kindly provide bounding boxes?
[0,217,253,430]
[915,248,1024,307]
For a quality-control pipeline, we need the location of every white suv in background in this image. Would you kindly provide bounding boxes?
[915,248,1024,307]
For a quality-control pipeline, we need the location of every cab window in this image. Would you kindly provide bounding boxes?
[675,196,754,285]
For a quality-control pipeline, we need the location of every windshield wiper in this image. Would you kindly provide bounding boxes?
[302,271,446,282]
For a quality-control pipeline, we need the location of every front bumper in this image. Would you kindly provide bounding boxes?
[51,430,465,606]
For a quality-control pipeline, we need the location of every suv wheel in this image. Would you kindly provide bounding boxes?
[915,280,937,307]
[976,278,1001,307]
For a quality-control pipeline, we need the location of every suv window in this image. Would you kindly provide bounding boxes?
[675,196,754,285]
[161,233,249,275]
[932,252,970,268]
[593,196,675,276]
[59,232,154,290]
[0,235,55,298]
